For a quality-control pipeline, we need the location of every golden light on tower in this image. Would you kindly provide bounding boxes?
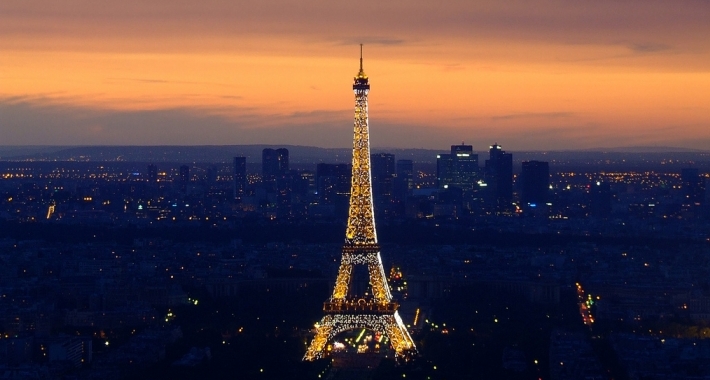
[304,46,417,362]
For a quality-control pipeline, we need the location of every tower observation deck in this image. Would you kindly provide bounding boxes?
[304,46,417,362]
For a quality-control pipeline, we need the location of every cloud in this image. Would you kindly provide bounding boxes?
[2,95,709,151]
[628,43,672,53]
[2,0,708,68]
[104,78,239,88]
[334,37,408,46]
[0,96,352,147]
[491,112,575,121]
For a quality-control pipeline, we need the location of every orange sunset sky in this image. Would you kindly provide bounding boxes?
[1,0,709,150]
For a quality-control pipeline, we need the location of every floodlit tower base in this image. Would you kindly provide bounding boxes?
[305,311,416,361]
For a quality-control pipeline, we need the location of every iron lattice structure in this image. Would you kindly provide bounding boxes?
[304,47,417,361]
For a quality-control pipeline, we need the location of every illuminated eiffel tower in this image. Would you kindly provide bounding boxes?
[304,46,417,361]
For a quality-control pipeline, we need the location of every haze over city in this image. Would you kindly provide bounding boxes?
[2,0,710,149]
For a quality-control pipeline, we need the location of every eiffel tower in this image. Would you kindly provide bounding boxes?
[304,45,417,361]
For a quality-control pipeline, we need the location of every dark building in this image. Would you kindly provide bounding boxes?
[521,161,549,206]
[147,164,158,183]
[293,171,315,197]
[316,163,351,205]
[276,171,293,217]
[485,144,513,204]
[394,159,414,202]
[682,168,705,206]
[233,157,246,200]
[262,149,290,215]
[437,144,479,189]
[371,153,396,208]
[262,148,289,185]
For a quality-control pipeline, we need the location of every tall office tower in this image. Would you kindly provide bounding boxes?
[521,160,549,206]
[485,143,513,203]
[292,170,315,198]
[147,164,158,183]
[682,168,704,206]
[262,148,290,215]
[304,47,416,362]
[179,165,190,192]
[316,163,351,205]
[371,153,396,208]
[261,148,289,185]
[233,157,246,201]
[394,159,414,202]
[436,144,479,189]
[276,171,293,217]
[436,152,454,188]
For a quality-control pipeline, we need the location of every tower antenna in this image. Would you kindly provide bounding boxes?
[360,44,363,71]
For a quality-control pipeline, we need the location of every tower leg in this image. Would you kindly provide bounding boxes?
[331,262,352,300]
[304,315,334,361]
[367,252,392,302]
[383,312,417,359]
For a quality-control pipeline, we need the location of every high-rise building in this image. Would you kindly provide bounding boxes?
[262,148,290,215]
[262,148,289,185]
[276,171,293,217]
[316,163,351,205]
[371,153,395,208]
[436,153,454,188]
[521,160,549,206]
[292,170,315,198]
[233,157,246,200]
[485,144,513,204]
[437,144,479,189]
[394,159,414,202]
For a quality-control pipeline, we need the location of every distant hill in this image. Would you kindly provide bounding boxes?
[1,146,709,171]
[582,146,707,153]
[0,145,439,164]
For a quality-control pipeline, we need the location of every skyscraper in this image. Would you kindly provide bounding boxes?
[437,143,479,189]
[316,163,351,205]
[521,160,549,206]
[233,157,246,201]
[262,148,290,215]
[261,148,289,185]
[485,144,513,204]
[371,153,396,209]
[394,159,414,203]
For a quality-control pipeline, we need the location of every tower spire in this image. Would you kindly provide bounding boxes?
[360,43,363,71]
[356,44,367,79]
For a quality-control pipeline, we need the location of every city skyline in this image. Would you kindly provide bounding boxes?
[2,0,710,150]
